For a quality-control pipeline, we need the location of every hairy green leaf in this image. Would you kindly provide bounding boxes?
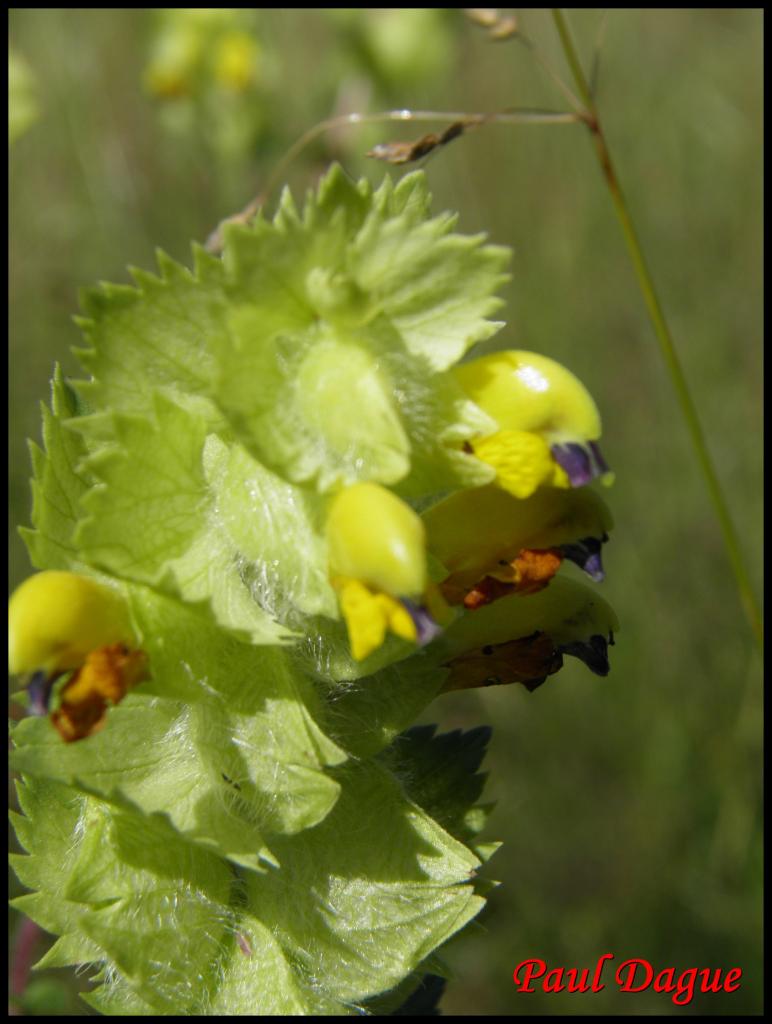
[21,367,90,571]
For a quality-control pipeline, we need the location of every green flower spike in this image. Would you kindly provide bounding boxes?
[8,570,147,740]
[9,165,618,1013]
[326,482,442,660]
[424,482,613,607]
[454,350,613,497]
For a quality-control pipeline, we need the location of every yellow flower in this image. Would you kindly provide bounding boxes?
[143,24,202,99]
[424,483,612,608]
[213,31,259,92]
[455,350,612,497]
[326,483,441,660]
[9,571,133,676]
[8,571,147,741]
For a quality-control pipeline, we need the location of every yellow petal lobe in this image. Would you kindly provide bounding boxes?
[337,579,417,661]
[471,430,569,499]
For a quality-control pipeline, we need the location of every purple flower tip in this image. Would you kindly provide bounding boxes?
[27,669,55,716]
[402,600,443,647]
[551,441,611,487]
[558,634,611,676]
[559,536,607,582]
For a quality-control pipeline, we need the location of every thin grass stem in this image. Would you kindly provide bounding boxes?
[206,107,580,250]
[551,8,762,649]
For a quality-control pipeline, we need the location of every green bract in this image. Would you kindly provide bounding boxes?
[10,165,615,1014]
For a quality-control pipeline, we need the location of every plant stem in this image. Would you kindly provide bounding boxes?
[551,9,762,650]
[206,107,580,251]
[551,10,594,108]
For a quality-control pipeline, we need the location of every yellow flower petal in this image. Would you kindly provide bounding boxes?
[377,594,417,643]
[454,350,602,442]
[8,571,134,677]
[327,483,427,599]
[337,579,417,661]
[471,430,569,499]
[338,579,387,661]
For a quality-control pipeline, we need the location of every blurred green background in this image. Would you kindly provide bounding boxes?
[8,9,762,1016]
